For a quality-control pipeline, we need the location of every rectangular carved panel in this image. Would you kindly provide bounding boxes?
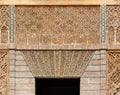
[107,51,120,95]
[15,6,100,46]
[106,6,120,45]
[0,6,10,44]
[0,50,9,95]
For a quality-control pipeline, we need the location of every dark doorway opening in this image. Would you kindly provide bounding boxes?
[35,78,80,95]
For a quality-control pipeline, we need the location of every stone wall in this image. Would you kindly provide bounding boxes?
[9,50,35,95]
[8,50,107,95]
[0,5,120,95]
[81,50,106,95]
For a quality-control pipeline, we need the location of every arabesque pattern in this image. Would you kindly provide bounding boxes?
[0,50,8,95]
[22,50,95,77]
[106,6,120,44]
[107,51,120,95]
[15,6,100,45]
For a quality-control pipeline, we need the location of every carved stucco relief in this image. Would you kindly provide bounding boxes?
[15,6,100,45]
[106,6,120,45]
[0,50,8,95]
[0,6,9,43]
[107,51,120,95]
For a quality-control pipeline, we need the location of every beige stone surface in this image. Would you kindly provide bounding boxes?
[0,0,120,5]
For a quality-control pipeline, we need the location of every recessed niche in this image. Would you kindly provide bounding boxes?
[35,78,80,95]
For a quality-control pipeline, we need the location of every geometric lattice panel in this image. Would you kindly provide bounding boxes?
[0,6,10,43]
[107,51,120,95]
[15,6,100,45]
[0,50,8,95]
[22,50,95,78]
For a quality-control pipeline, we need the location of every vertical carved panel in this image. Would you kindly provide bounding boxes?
[106,6,120,45]
[0,50,8,95]
[15,6,100,45]
[107,51,120,95]
[0,6,10,43]
[1,26,8,43]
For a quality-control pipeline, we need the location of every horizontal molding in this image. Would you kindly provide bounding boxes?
[81,89,107,91]
[0,44,120,50]
[85,70,106,72]
[0,0,120,5]
[10,77,34,79]
[81,76,106,78]
[88,64,106,66]
[10,53,22,56]
[10,64,28,66]
[9,53,16,55]
[92,58,105,60]
[10,71,30,72]
[15,65,28,66]
[94,53,106,55]
[15,60,25,61]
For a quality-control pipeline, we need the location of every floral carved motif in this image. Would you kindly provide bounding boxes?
[15,6,100,45]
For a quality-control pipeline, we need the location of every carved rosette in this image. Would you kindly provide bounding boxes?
[0,50,8,95]
[15,6,100,45]
[107,51,120,95]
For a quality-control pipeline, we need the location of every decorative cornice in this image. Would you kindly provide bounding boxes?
[0,43,120,50]
[0,0,120,5]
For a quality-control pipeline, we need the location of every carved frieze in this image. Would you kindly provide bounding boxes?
[15,6,100,45]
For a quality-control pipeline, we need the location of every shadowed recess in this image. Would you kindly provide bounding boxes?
[35,78,80,95]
